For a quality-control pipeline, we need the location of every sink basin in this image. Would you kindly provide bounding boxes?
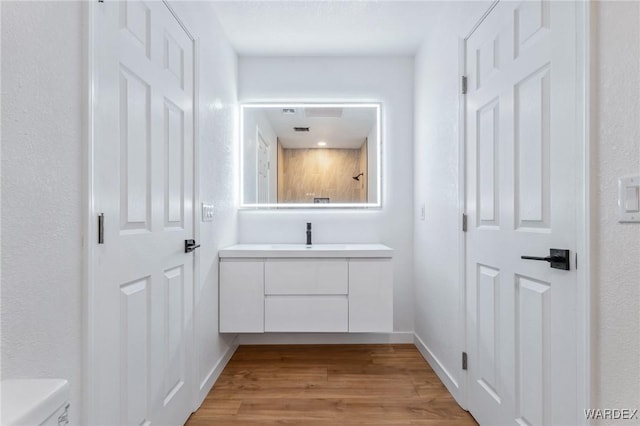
[270,244,347,250]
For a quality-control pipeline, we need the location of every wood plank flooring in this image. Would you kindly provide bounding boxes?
[186,344,478,425]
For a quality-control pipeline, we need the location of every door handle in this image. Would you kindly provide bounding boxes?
[185,239,200,253]
[521,248,570,270]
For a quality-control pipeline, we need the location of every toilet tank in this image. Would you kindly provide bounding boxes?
[1,379,69,425]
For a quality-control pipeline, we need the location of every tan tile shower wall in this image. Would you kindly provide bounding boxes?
[279,148,364,203]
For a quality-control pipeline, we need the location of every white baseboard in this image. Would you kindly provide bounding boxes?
[193,335,239,410]
[413,333,466,409]
[237,332,415,345]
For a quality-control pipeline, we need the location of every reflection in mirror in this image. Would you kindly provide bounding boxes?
[240,103,381,208]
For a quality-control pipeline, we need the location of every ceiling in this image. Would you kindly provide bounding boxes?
[260,105,377,149]
[210,1,444,56]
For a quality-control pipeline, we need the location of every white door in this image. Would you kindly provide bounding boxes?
[257,132,270,204]
[92,1,195,424]
[465,1,579,425]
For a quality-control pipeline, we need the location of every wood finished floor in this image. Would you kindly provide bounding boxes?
[186,344,478,425]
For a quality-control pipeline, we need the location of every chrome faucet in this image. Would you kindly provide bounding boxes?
[306,222,312,246]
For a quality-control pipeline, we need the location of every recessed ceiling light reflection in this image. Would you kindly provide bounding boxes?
[317,141,327,147]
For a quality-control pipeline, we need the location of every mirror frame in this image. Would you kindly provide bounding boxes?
[239,102,382,209]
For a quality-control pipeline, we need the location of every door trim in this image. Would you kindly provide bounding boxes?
[84,2,200,422]
[576,2,592,417]
[160,0,201,413]
[458,0,591,420]
[256,126,271,204]
[456,34,468,410]
[192,34,202,414]
[83,2,95,424]
[457,0,501,410]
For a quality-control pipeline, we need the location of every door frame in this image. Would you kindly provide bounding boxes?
[457,0,591,420]
[83,1,200,423]
[255,126,271,204]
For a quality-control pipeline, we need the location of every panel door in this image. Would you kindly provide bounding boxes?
[465,1,578,425]
[93,1,195,424]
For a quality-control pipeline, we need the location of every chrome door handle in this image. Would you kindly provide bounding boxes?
[185,239,200,253]
[521,248,570,270]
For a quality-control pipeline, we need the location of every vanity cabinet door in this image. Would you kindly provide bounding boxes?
[219,260,264,333]
[348,259,393,332]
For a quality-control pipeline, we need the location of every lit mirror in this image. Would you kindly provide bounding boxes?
[240,103,381,208]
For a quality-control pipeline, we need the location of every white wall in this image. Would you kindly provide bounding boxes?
[412,2,491,403]
[238,56,415,332]
[1,1,85,420]
[590,1,640,416]
[1,1,240,421]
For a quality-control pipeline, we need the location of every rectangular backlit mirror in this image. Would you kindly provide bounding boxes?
[240,103,381,208]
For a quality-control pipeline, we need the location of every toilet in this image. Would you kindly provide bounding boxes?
[1,379,69,425]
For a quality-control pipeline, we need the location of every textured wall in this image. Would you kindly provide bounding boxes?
[1,1,85,421]
[591,1,640,417]
[238,56,415,332]
[413,1,492,404]
[279,147,364,203]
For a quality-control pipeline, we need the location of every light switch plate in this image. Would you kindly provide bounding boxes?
[202,202,215,222]
[618,176,640,223]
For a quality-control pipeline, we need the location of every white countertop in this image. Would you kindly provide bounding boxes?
[1,379,69,425]
[219,243,393,258]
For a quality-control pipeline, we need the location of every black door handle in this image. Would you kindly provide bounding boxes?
[185,239,200,253]
[520,255,565,262]
[521,248,570,270]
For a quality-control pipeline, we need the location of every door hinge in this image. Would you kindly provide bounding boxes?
[98,213,104,244]
[462,213,468,232]
[462,352,468,370]
[461,76,468,95]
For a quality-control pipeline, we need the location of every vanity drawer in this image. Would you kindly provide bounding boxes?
[265,259,348,295]
[264,296,348,332]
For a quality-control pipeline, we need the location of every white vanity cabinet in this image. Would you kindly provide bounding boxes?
[219,260,264,333]
[348,259,393,332]
[219,244,393,333]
